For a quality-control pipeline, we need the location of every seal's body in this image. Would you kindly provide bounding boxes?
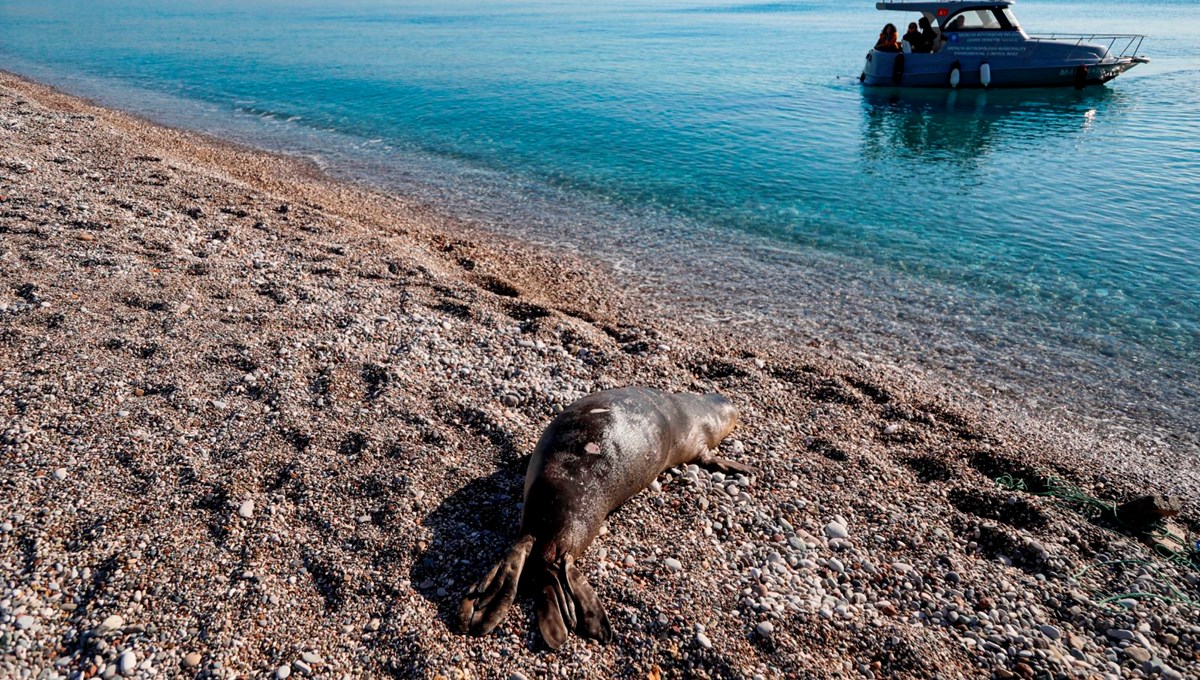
[460,387,751,648]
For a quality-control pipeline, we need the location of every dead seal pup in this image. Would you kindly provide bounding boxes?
[460,386,753,649]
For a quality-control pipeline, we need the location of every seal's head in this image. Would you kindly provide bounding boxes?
[684,392,739,449]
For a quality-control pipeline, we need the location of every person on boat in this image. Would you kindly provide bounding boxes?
[917,16,938,52]
[875,23,902,52]
[902,22,923,52]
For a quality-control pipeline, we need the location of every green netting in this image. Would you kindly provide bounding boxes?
[994,473,1200,608]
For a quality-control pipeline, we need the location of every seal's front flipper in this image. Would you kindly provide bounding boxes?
[460,535,533,636]
[696,449,759,476]
[564,556,612,642]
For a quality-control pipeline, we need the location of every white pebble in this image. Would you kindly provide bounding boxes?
[238,500,255,519]
[117,651,137,676]
[824,522,849,539]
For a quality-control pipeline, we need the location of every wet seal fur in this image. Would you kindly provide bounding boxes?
[460,386,753,649]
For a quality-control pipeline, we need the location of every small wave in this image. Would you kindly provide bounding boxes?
[235,104,303,123]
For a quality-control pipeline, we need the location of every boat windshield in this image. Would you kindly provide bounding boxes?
[945,7,1018,31]
[999,7,1020,30]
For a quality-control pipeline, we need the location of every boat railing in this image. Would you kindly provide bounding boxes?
[1026,33,1147,61]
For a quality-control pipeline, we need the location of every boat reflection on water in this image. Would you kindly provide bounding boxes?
[859,86,1128,172]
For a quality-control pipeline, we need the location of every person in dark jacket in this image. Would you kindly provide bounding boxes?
[917,16,939,52]
[902,22,922,51]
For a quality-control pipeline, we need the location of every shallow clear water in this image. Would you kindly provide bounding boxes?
[2,0,1198,448]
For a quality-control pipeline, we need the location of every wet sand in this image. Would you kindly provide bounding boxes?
[1,70,1197,679]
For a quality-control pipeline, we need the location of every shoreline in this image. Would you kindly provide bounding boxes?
[1,70,1197,678]
[9,61,1195,467]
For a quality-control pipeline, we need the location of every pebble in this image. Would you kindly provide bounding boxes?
[238,500,255,519]
[664,558,682,573]
[183,653,202,668]
[117,651,137,676]
[1106,629,1134,641]
[1039,624,1061,640]
[15,614,35,629]
[96,615,125,634]
[824,522,849,539]
[1123,647,1151,663]
[293,660,312,676]
[755,621,774,638]
[510,674,529,680]
[276,665,292,679]
[52,467,68,480]
[365,617,381,632]
[300,652,322,665]
[696,631,713,649]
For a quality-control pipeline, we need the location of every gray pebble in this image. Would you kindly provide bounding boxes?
[755,621,774,638]
[664,558,682,573]
[1039,624,1061,640]
[96,615,125,635]
[1107,629,1134,641]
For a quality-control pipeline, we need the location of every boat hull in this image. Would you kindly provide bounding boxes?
[861,51,1142,88]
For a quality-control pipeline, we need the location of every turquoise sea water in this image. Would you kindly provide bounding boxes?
[1,0,1198,450]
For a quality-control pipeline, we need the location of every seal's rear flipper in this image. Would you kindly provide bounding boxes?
[460,535,534,636]
[536,555,612,649]
[564,557,612,642]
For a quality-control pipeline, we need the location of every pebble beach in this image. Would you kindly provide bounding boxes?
[1,69,1198,680]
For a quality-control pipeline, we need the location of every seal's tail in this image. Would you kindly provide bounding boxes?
[460,535,534,636]
[536,554,613,649]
